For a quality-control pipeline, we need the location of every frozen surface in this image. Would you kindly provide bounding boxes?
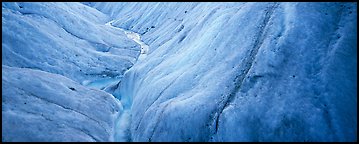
[2,2,141,83]
[2,2,357,142]
[90,2,357,142]
[2,65,122,142]
[2,2,139,142]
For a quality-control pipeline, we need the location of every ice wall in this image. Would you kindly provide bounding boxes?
[90,2,357,142]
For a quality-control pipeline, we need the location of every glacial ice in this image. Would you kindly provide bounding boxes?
[2,65,122,142]
[2,2,141,83]
[2,2,136,142]
[90,2,357,142]
[2,2,357,142]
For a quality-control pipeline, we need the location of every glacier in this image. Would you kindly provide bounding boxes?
[2,2,357,142]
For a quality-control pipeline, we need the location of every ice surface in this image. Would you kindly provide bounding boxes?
[2,2,139,142]
[90,2,357,142]
[2,2,141,83]
[2,2,357,142]
[2,65,122,142]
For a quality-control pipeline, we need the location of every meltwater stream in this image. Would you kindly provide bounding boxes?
[82,20,150,141]
[106,20,149,61]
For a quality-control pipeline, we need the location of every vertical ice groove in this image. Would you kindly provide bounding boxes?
[210,2,279,138]
[317,4,348,141]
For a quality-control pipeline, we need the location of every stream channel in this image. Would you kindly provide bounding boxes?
[82,20,149,142]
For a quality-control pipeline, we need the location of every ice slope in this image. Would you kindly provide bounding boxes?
[89,2,357,142]
[2,65,122,142]
[2,2,143,142]
[2,2,141,83]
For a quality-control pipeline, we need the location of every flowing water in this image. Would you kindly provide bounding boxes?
[82,20,150,142]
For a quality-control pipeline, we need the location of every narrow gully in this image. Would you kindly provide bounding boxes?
[81,19,150,142]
